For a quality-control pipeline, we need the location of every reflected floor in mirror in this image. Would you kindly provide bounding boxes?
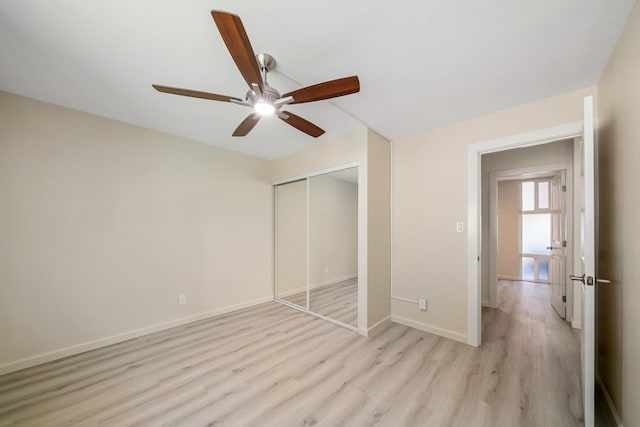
[280,278,358,327]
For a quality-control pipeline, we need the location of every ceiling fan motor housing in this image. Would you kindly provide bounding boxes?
[261,85,280,103]
[247,84,280,106]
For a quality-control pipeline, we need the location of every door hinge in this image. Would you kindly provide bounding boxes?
[562,296,566,303]
[562,240,567,248]
[562,185,567,192]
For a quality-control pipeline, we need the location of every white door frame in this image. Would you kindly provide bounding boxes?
[467,122,583,346]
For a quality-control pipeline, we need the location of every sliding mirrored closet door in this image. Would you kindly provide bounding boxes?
[275,179,307,309]
[275,166,359,330]
[308,168,358,327]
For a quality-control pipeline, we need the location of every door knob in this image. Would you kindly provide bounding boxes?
[586,276,612,286]
[570,273,612,286]
[569,274,585,284]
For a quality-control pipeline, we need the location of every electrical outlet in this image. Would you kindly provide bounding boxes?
[179,294,186,305]
[419,298,427,311]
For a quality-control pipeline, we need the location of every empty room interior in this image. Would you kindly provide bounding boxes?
[1,1,639,426]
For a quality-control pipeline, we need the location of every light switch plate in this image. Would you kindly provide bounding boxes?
[456,222,464,233]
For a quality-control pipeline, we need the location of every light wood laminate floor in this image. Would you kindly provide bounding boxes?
[280,278,358,327]
[0,280,583,426]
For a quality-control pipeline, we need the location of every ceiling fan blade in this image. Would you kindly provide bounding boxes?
[279,111,325,138]
[282,76,360,104]
[211,11,264,91]
[152,85,242,103]
[233,113,261,137]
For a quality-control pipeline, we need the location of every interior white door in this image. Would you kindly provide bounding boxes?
[576,95,596,427]
[549,173,566,318]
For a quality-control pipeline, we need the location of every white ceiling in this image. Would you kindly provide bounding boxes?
[0,1,634,159]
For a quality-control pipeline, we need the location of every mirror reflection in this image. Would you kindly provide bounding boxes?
[275,166,359,329]
[275,179,307,309]
[308,168,359,327]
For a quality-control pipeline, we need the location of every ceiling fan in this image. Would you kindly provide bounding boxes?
[153,10,360,138]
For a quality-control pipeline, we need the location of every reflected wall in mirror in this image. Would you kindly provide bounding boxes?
[309,167,358,327]
[275,180,307,308]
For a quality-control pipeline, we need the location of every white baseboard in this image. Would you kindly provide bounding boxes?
[571,319,582,329]
[360,315,391,337]
[596,376,624,427]
[390,315,467,344]
[0,295,273,376]
[497,275,520,281]
[277,274,357,298]
[276,286,306,298]
[482,300,497,309]
[312,274,357,288]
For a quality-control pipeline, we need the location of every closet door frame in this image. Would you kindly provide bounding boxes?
[273,161,361,333]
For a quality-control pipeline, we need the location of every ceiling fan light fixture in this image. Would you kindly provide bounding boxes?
[254,101,275,116]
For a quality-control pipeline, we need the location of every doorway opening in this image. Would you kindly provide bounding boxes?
[493,171,570,320]
[466,122,583,347]
[482,139,575,322]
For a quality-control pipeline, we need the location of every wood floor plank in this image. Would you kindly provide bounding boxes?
[0,280,584,426]
[280,278,358,327]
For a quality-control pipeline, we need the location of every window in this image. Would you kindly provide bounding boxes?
[521,181,535,211]
[520,179,552,283]
[522,214,550,254]
[538,181,549,209]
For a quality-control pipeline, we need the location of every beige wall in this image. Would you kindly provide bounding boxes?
[391,87,595,342]
[497,180,520,280]
[309,174,358,286]
[271,129,368,182]
[596,1,640,425]
[366,130,391,327]
[0,91,273,372]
